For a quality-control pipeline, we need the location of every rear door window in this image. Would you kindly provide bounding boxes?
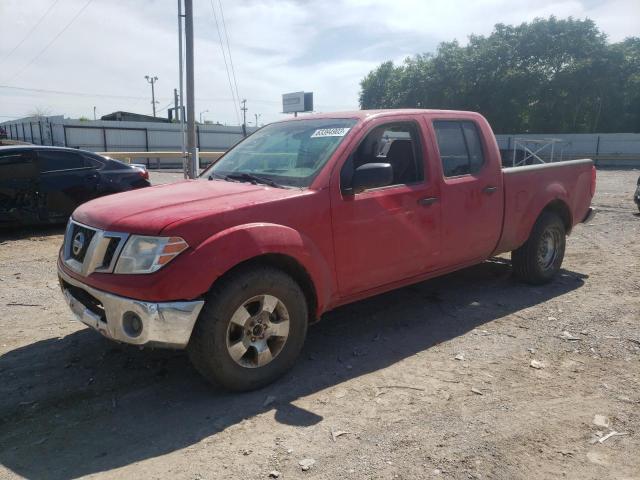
[37,150,87,172]
[461,122,484,173]
[434,121,485,177]
[83,153,105,169]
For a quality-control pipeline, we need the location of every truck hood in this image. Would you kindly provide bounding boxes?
[73,179,305,236]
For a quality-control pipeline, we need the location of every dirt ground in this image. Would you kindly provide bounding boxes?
[0,169,639,480]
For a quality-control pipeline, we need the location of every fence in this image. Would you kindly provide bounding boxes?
[3,116,640,168]
[495,133,640,167]
[1,116,257,168]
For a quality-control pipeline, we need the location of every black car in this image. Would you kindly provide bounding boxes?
[635,176,640,212]
[0,146,150,227]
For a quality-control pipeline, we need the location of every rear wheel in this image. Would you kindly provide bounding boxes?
[188,266,308,391]
[512,212,566,285]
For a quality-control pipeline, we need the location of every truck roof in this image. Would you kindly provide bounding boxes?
[278,108,484,122]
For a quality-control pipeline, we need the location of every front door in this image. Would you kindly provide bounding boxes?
[431,119,503,266]
[331,119,441,297]
[36,149,99,221]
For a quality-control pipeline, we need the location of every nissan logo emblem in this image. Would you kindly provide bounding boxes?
[72,232,85,256]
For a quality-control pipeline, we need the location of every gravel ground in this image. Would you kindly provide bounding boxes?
[0,169,638,480]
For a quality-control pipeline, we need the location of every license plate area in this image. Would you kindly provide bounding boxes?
[60,278,109,336]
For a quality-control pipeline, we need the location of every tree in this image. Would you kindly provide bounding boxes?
[28,106,52,119]
[359,61,398,109]
[359,17,640,133]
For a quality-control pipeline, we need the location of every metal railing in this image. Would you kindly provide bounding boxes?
[97,150,225,171]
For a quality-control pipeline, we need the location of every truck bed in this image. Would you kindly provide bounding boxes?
[495,159,595,254]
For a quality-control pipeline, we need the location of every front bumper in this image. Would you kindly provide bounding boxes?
[582,207,596,223]
[58,265,204,349]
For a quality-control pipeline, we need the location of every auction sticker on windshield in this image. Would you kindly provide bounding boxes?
[311,127,350,138]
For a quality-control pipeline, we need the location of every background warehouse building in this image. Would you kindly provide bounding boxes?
[2,114,640,168]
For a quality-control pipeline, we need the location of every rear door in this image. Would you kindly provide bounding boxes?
[36,150,99,221]
[430,119,503,266]
[0,149,39,225]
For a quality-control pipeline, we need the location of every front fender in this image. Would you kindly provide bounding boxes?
[191,223,335,313]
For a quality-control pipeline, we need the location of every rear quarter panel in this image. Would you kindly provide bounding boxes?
[99,169,149,194]
[495,159,594,254]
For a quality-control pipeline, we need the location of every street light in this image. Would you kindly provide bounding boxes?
[199,109,209,123]
[145,75,159,117]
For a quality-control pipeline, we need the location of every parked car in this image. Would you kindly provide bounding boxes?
[0,146,150,227]
[57,109,596,391]
[635,176,640,212]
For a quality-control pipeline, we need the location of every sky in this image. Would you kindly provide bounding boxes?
[0,0,638,126]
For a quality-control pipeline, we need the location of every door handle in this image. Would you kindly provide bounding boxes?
[418,197,439,206]
[482,185,498,194]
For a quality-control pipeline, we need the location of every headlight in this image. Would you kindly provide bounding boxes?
[114,235,188,274]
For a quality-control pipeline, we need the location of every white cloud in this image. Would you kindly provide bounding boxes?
[0,0,637,124]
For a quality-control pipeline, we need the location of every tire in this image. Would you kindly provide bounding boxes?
[511,212,566,285]
[188,266,308,391]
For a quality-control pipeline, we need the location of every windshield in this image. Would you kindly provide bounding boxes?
[200,118,357,188]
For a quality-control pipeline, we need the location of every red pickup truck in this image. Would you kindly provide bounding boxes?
[58,109,596,390]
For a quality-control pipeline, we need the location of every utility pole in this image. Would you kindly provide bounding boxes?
[241,99,247,137]
[145,75,159,117]
[184,0,197,178]
[173,88,179,121]
[254,113,261,127]
[93,106,96,121]
[178,0,186,178]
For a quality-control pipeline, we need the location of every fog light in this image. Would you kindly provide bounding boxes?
[122,311,143,337]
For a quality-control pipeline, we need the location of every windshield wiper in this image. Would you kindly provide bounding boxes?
[207,172,227,181]
[225,172,285,189]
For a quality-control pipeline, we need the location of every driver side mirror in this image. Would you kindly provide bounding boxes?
[347,163,393,194]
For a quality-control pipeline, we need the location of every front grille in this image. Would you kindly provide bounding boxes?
[63,220,129,276]
[101,237,120,269]
[61,279,106,322]
[70,224,96,263]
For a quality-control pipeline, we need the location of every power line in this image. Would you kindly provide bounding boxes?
[1,84,361,113]
[6,0,94,83]
[156,99,175,115]
[209,0,241,124]
[217,0,241,107]
[0,84,149,100]
[0,84,279,104]
[0,0,62,64]
[210,0,240,123]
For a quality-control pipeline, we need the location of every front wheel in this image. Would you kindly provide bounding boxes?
[511,212,566,285]
[188,266,308,391]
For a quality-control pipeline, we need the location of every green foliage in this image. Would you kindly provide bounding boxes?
[359,17,640,133]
